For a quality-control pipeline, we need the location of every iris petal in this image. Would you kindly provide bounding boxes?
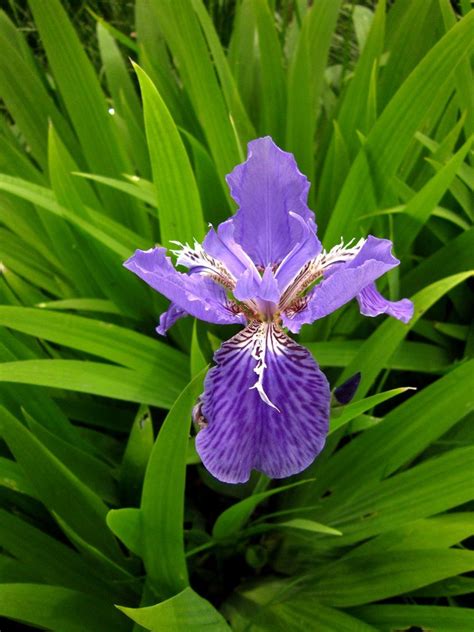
[202,219,259,280]
[124,247,245,328]
[156,303,187,336]
[195,322,330,484]
[357,283,414,323]
[282,236,401,332]
[226,137,316,267]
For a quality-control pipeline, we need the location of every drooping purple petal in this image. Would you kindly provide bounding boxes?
[124,247,245,328]
[226,137,316,267]
[195,322,330,484]
[282,236,402,332]
[357,283,414,323]
[156,303,187,336]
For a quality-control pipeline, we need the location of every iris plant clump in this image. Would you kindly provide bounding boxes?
[125,137,413,483]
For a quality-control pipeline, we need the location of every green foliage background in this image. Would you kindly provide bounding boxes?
[0,0,473,630]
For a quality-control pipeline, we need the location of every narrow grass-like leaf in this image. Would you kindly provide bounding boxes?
[73,172,157,206]
[134,63,205,246]
[0,583,129,631]
[0,457,38,498]
[118,586,231,631]
[286,0,342,184]
[0,510,116,601]
[402,227,474,296]
[311,549,474,607]
[225,584,378,632]
[338,271,473,396]
[149,0,241,181]
[329,387,414,435]
[24,411,117,504]
[141,370,206,598]
[327,446,474,545]
[0,306,187,378]
[252,0,286,143]
[0,359,182,409]
[0,12,78,168]
[248,518,342,537]
[107,508,142,557]
[27,0,140,229]
[0,406,123,563]
[309,361,474,505]
[36,298,124,316]
[309,339,452,373]
[396,136,473,251]
[190,0,255,146]
[213,480,312,540]
[324,10,474,244]
[120,405,154,506]
[352,605,474,632]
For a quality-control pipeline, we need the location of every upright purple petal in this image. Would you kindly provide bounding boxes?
[202,219,259,279]
[275,213,321,293]
[233,266,280,306]
[283,236,401,331]
[357,283,414,323]
[195,323,330,484]
[226,137,316,267]
[124,247,245,328]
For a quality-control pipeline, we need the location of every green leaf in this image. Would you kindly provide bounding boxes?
[148,0,241,182]
[27,0,140,229]
[23,410,117,504]
[36,298,125,316]
[252,0,286,143]
[402,228,474,296]
[324,10,474,244]
[213,480,312,540]
[327,446,474,545]
[251,518,342,537]
[0,11,77,169]
[0,305,187,387]
[353,605,474,632]
[120,405,154,506]
[0,456,38,497]
[310,360,474,504]
[190,0,255,146]
[338,271,473,397]
[0,583,129,631]
[309,339,452,373]
[0,174,130,258]
[134,63,205,245]
[190,321,209,378]
[395,136,473,251]
[73,172,157,206]
[348,514,474,556]
[0,359,182,408]
[286,0,342,184]
[225,581,377,632]
[0,510,116,601]
[337,0,385,152]
[141,370,206,598]
[107,507,142,557]
[118,586,231,631]
[329,387,414,435]
[310,549,474,606]
[0,406,124,564]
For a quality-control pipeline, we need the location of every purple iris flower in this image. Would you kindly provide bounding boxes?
[124,137,413,484]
